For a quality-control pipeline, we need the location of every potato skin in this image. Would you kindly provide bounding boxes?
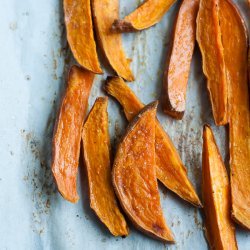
[82,97,129,236]
[52,66,94,203]
[112,101,175,242]
[105,77,201,207]
[161,0,199,119]
[218,0,250,230]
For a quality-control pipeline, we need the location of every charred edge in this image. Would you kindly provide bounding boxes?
[111,19,135,33]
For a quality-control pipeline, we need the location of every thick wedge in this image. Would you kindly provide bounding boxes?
[105,77,201,207]
[113,102,174,242]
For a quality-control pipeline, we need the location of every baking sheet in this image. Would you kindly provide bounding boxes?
[0,0,249,249]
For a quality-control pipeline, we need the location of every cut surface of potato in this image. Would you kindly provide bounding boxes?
[64,0,102,73]
[82,97,128,236]
[92,0,134,81]
[52,66,94,203]
[105,77,201,207]
[112,101,174,242]
[162,0,199,119]
[112,0,177,32]
[219,0,250,230]
[196,0,228,125]
[202,125,237,250]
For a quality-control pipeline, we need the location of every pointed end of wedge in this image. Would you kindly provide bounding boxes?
[203,124,212,137]
[52,170,80,203]
[148,100,158,111]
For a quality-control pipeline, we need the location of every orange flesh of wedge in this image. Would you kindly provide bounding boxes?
[113,102,174,242]
[52,66,94,203]
[105,77,201,207]
[82,97,129,236]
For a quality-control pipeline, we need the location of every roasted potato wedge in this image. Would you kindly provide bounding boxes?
[52,66,94,203]
[162,0,199,119]
[112,0,177,32]
[113,101,174,242]
[92,0,134,81]
[196,0,228,126]
[82,97,128,236]
[219,0,250,230]
[105,77,201,207]
[202,125,237,250]
[64,0,102,73]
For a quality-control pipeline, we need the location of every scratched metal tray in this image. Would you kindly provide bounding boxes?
[0,0,249,249]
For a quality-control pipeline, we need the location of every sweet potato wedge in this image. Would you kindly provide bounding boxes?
[92,0,134,81]
[64,0,102,73]
[105,77,201,207]
[196,0,228,126]
[219,0,250,230]
[202,125,237,250]
[52,66,94,203]
[112,101,174,242]
[82,97,129,236]
[161,0,199,119]
[112,0,177,32]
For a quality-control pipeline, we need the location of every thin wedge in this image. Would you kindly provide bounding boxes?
[112,0,177,32]
[64,0,102,73]
[52,66,94,203]
[162,0,199,119]
[196,0,228,125]
[82,97,128,236]
[202,125,237,250]
[92,0,134,81]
